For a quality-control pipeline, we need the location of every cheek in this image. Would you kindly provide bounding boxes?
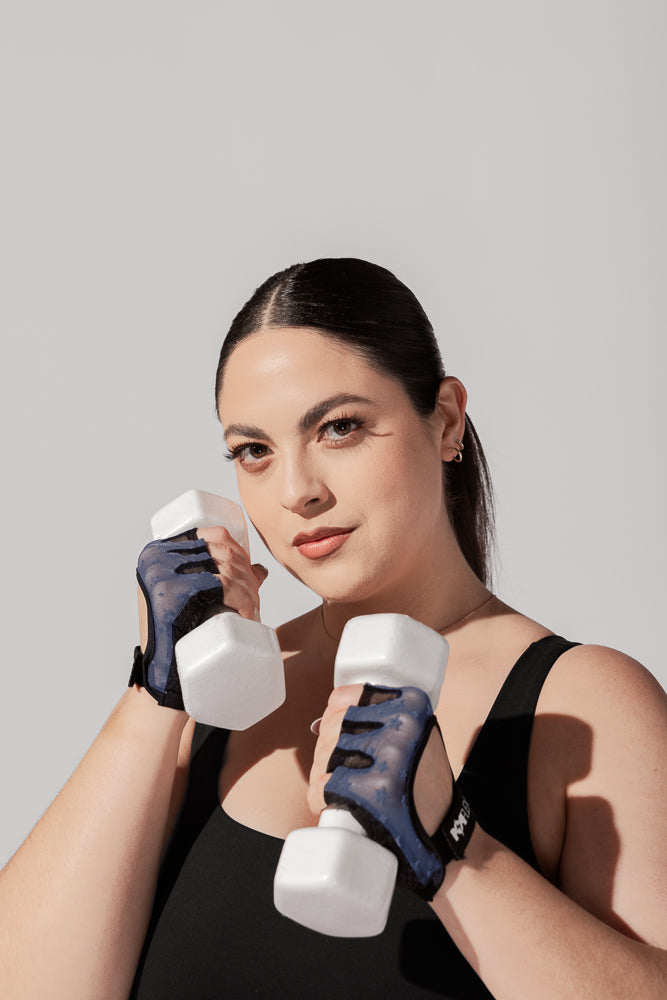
[362,439,444,519]
[236,482,276,548]
[365,481,442,547]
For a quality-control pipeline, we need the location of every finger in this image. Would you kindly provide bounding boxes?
[313,684,367,759]
[325,683,366,714]
[307,771,330,815]
[306,683,367,812]
[212,552,265,619]
[203,535,260,593]
[187,534,264,620]
[200,535,250,572]
[197,525,248,560]
[210,548,255,584]
[251,563,269,587]
[200,532,254,582]
[215,573,261,621]
[308,731,340,812]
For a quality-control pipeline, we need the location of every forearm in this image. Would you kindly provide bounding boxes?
[430,826,667,1000]
[0,685,188,1000]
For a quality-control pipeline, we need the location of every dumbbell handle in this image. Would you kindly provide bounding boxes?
[151,489,284,729]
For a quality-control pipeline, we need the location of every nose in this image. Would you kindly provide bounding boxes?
[279,452,330,514]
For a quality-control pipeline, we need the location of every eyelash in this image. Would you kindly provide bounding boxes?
[224,413,366,467]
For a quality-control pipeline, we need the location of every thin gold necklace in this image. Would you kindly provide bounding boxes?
[320,594,496,642]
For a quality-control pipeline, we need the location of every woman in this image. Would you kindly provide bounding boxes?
[1,258,665,999]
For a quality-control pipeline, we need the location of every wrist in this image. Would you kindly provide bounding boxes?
[129,644,186,711]
[117,683,190,738]
[430,822,499,903]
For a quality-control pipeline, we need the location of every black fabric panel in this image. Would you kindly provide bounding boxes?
[130,797,491,999]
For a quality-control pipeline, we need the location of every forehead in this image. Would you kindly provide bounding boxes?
[217,326,397,420]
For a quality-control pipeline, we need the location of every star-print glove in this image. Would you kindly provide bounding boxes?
[129,530,226,709]
[324,684,475,900]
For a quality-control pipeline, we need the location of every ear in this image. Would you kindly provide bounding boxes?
[433,376,467,463]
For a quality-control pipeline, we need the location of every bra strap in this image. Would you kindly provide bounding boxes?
[458,634,579,871]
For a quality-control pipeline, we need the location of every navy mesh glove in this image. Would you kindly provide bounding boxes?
[324,684,475,901]
[129,529,226,709]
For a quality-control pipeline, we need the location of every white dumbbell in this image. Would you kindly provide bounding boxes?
[273,613,448,937]
[151,489,285,729]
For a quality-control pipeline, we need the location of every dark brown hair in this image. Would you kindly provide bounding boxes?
[215,258,495,585]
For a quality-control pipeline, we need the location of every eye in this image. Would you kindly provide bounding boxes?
[225,442,271,467]
[320,416,362,442]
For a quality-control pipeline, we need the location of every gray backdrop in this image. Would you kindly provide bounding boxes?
[1,1,665,865]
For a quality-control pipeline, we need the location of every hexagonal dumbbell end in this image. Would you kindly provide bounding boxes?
[332,613,447,706]
[150,488,250,550]
[151,489,285,729]
[273,613,448,936]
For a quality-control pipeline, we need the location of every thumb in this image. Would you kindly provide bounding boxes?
[251,563,269,587]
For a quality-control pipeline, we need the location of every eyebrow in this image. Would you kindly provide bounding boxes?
[223,393,377,441]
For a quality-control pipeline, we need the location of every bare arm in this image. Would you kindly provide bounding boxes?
[433,822,666,998]
[429,646,667,999]
[0,525,264,1000]
[0,686,190,1000]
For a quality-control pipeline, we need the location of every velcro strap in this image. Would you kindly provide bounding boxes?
[128,645,145,688]
[431,780,475,863]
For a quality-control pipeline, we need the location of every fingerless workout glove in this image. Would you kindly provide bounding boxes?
[129,530,226,709]
[324,684,475,901]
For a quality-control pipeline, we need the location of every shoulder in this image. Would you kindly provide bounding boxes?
[538,641,667,733]
[530,640,667,804]
[534,641,667,788]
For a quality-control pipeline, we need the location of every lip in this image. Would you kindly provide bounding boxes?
[292,526,356,559]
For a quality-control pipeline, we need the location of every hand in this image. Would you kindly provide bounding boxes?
[309,683,470,900]
[133,527,268,710]
[196,525,268,622]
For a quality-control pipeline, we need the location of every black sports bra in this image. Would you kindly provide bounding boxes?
[130,634,578,999]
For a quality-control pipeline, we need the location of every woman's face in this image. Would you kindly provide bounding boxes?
[217,327,450,606]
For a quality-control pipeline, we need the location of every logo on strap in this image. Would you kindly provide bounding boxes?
[449,798,472,842]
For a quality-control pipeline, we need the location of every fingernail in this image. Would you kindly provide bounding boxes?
[253,608,261,623]
[310,717,322,736]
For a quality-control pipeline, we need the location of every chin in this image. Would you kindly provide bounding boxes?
[310,568,394,608]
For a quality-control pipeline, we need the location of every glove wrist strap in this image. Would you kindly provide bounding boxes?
[431,778,475,865]
[128,645,145,689]
[128,645,184,710]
